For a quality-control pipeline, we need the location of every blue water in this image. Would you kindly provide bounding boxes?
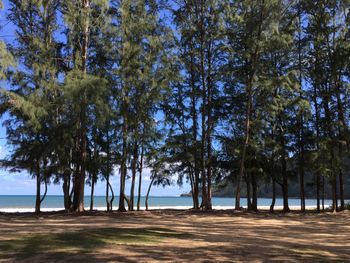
[0,195,335,209]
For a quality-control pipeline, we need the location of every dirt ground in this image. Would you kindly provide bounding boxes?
[0,210,349,262]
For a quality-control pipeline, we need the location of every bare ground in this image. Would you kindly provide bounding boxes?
[0,209,349,262]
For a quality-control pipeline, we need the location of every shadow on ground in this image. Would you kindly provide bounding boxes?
[0,210,349,262]
[0,227,188,261]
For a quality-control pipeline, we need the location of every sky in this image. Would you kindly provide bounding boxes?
[0,0,190,196]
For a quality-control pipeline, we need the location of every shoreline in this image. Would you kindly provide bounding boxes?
[0,205,325,213]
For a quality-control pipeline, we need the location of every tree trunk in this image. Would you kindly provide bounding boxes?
[188,165,196,209]
[297,4,306,213]
[72,163,85,212]
[35,160,41,214]
[299,155,305,212]
[63,170,72,212]
[105,127,112,212]
[107,179,114,212]
[270,178,276,213]
[189,40,199,210]
[281,134,290,213]
[236,83,252,210]
[90,174,95,211]
[313,80,321,213]
[106,174,110,211]
[331,172,338,213]
[316,174,320,213]
[199,0,208,210]
[129,139,138,211]
[339,170,344,210]
[40,179,48,204]
[137,142,144,211]
[245,172,252,210]
[206,41,213,211]
[251,172,258,211]
[322,176,325,211]
[145,177,155,211]
[118,113,128,212]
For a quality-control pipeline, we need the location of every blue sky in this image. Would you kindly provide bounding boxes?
[0,0,190,196]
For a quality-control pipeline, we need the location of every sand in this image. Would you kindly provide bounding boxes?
[0,210,349,262]
[0,205,321,213]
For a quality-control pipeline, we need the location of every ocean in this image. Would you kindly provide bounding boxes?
[0,195,336,212]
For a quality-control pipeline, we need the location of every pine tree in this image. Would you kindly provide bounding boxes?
[1,0,62,213]
[112,0,174,211]
[304,0,350,212]
[62,0,109,212]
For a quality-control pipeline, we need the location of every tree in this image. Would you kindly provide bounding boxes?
[62,0,109,212]
[304,0,350,212]
[1,0,61,213]
[112,0,174,211]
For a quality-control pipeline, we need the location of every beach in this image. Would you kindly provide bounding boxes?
[0,209,349,262]
[0,205,325,213]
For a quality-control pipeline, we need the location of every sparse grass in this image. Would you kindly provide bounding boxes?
[0,227,186,260]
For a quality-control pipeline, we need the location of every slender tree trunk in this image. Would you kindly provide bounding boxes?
[297,2,306,213]
[137,142,144,211]
[63,170,72,212]
[236,83,252,210]
[118,113,128,212]
[129,139,138,211]
[324,90,336,212]
[206,41,213,210]
[270,178,276,213]
[35,160,41,214]
[145,177,155,211]
[282,167,290,212]
[190,41,199,210]
[245,172,252,210]
[40,179,48,204]
[90,174,95,211]
[299,153,305,212]
[106,174,110,211]
[316,174,320,212]
[198,0,208,210]
[106,127,112,212]
[332,173,338,213]
[330,145,338,213]
[188,165,196,208]
[123,194,131,210]
[322,176,325,211]
[313,80,321,212]
[281,131,290,213]
[251,172,258,211]
[339,170,344,210]
[108,180,114,211]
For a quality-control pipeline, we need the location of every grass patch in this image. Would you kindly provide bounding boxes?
[0,227,186,260]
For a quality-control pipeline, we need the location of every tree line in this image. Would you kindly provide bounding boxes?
[0,0,349,213]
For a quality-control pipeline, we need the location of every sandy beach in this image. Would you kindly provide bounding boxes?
[0,205,323,213]
[0,209,349,262]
